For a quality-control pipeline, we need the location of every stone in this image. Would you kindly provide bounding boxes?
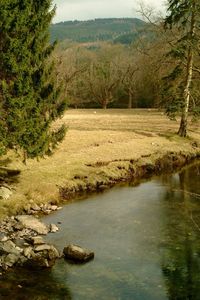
[17,255,28,266]
[0,236,8,242]
[0,187,12,200]
[31,203,41,211]
[23,253,49,268]
[13,223,24,231]
[24,245,60,269]
[48,245,60,261]
[34,244,51,252]
[0,240,21,256]
[30,236,45,245]
[16,215,48,235]
[4,253,19,267]
[51,205,58,211]
[23,247,34,259]
[49,224,59,233]
[63,244,94,263]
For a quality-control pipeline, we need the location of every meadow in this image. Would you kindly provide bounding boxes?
[1,109,199,219]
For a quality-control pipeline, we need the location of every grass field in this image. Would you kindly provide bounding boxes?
[1,109,200,219]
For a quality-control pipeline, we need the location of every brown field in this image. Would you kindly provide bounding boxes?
[1,109,200,219]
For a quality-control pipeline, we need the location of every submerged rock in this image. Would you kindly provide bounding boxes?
[63,244,94,263]
[49,224,59,233]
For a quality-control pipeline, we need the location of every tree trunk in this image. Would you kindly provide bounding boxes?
[178,48,194,137]
[102,100,107,109]
[178,6,195,137]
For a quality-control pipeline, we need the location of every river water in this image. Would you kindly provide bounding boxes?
[0,162,200,300]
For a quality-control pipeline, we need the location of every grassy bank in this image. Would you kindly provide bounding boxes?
[0,109,200,219]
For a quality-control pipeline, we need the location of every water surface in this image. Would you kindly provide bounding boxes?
[1,162,200,300]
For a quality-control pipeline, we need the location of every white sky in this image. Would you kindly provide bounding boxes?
[53,0,166,23]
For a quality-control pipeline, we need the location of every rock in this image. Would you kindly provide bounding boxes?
[51,205,58,211]
[13,222,24,231]
[0,187,12,200]
[47,245,60,261]
[31,203,41,211]
[49,224,59,233]
[13,238,26,248]
[16,215,48,235]
[63,244,94,263]
[30,236,45,245]
[24,244,60,269]
[23,247,34,259]
[4,253,20,267]
[34,244,51,252]
[0,240,22,256]
[17,255,28,266]
[24,254,49,268]
[0,236,8,242]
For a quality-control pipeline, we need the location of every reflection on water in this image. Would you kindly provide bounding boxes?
[0,163,200,300]
[160,163,200,300]
[0,268,72,300]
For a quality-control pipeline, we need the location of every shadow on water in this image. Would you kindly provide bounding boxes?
[159,163,200,300]
[0,162,200,300]
[0,267,72,300]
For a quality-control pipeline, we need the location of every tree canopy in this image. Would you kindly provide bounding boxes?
[164,0,200,136]
[0,0,67,160]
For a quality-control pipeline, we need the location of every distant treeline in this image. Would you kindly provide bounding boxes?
[50,18,146,44]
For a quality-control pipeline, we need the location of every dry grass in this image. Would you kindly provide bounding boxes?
[0,109,199,219]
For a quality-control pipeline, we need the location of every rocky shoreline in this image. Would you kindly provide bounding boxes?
[0,206,61,274]
[0,204,94,274]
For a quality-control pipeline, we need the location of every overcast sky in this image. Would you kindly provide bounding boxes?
[53,0,166,23]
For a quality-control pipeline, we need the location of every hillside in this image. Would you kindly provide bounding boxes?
[50,18,146,44]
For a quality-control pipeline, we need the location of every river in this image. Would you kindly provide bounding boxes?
[0,162,200,300]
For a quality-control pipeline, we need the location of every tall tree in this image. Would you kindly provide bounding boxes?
[164,0,199,137]
[85,44,123,109]
[0,0,67,160]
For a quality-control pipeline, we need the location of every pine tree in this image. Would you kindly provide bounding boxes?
[164,0,200,137]
[0,0,67,160]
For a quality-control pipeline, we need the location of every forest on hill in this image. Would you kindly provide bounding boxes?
[52,5,200,138]
[50,18,146,44]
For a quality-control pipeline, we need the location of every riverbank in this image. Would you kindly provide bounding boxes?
[0,109,200,219]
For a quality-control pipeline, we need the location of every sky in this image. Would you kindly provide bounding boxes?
[53,0,166,23]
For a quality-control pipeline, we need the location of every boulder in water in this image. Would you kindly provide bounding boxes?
[63,244,94,263]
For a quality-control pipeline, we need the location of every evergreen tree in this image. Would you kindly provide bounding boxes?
[0,0,67,160]
[164,0,200,137]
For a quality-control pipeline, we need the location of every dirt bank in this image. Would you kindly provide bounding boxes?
[58,151,200,200]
